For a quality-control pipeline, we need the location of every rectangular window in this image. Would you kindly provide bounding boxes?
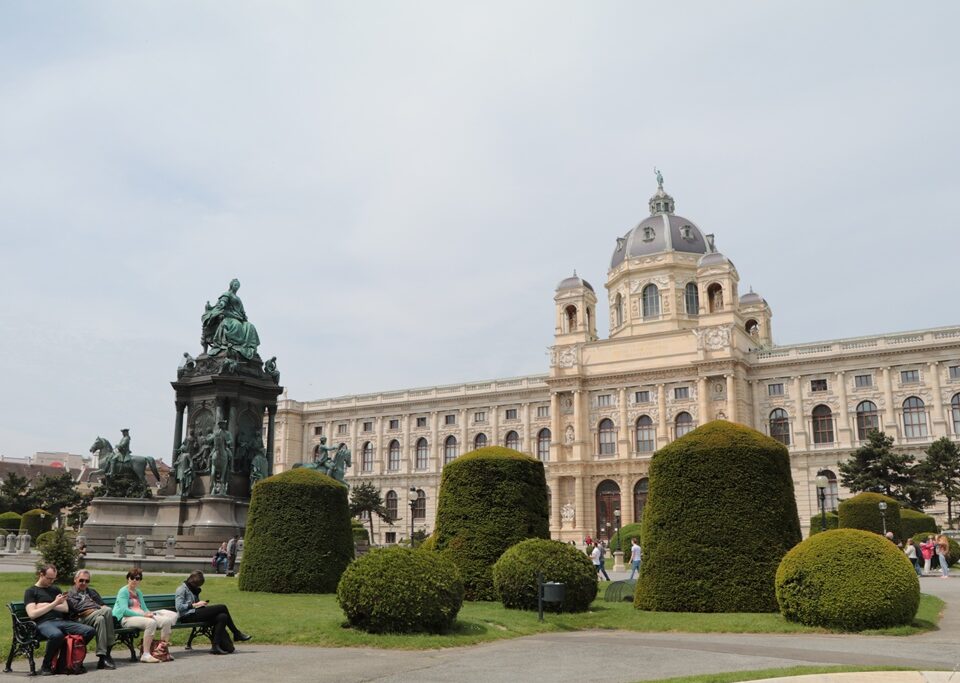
[313,426,323,436]
[385,532,396,544]
[389,419,399,430]
[337,424,347,435]
[362,421,373,433]
[536,406,550,418]
[674,387,689,400]
[597,394,612,407]
[416,416,427,428]
[810,379,828,392]
[505,408,518,420]
[444,414,456,426]
[635,390,650,404]
[854,374,873,388]
[901,369,920,383]
[950,366,960,380]
[767,383,784,396]
[474,411,487,423]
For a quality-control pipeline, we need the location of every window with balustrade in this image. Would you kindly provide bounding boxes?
[769,408,790,445]
[415,437,428,469]
[537,428,550,461]
[444,435,459,464]
[387,439,401,470]
[812,405,834,444]
[856,400,879,440]
[361,442,373,472]
[902,397,928,438]
[598,419,616,455]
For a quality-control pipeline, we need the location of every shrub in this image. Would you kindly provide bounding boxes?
[19,509,53,542]
[901,509,938,539]
[492,539,597,612]
[239,468,354,593]
[36,527,78,584]
[838,492,902,539]
[36,530,74,550]
[351,520,369,543]
[608,523,643,553]
[419,534,436,552]
[808,512,839,536]
[635,421,801,613]
[0,512,21,533]
[434,446,549,600]
[776,529,919,630]
[911,533,960,568]
[337,547,463,633]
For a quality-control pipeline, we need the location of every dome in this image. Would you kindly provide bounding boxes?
[556,272,594,292]
[740,289,765,306]
[698,251,732,267]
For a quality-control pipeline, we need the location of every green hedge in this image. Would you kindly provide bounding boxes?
[19,509,53,542]
[901,509,937,539]
[337,547,463,633]
[239,468,354,593]
[911,533,960,569]
[351,520,369,543]
[492,539,597,613]
[608,523,643,553]
[776,529,919,630]
[838,492,902,539]
[808,512,839,536]
[419,534,436,552]
[433,446,549,600]
[0,512,22,533]
[635,421,801,613]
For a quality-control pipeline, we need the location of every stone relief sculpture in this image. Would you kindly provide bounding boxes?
[565,425,575,443]
[561,502,575,524]
[549,345,580,368]
[692,325,732,351]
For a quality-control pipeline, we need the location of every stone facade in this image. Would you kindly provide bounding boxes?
[273,184,960,544]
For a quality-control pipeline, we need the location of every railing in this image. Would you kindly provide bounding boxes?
[754,326,960,362]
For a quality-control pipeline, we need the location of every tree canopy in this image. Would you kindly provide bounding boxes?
[918,437,960,527]
[349,482,393,542]
[839,431,934,509]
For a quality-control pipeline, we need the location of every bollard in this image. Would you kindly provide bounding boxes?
[114,535,127,558]
[164,535,176,559]
[5,533,15,553]
[134,536,146,559]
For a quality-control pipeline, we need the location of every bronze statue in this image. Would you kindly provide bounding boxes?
[89,435,160,497]
[314,436,337,472]
[655,167,664,190]
[195,429,214,473]
[210,419,234,495]
[264,356,280,383]
[176,448,194,497]
[201,279,261,360]
[249,432,268,488]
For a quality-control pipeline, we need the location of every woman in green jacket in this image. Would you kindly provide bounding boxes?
[112,568,178,663]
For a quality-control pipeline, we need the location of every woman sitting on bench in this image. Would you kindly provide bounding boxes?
[112,569,178,663]
[174,570,251,655]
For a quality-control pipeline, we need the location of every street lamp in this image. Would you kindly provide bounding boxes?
[815,475,829,532]
[407,487,418,546]
[613,509,621,552]
[878,501,888,536]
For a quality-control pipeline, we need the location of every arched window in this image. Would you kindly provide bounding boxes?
[595,480,621,541]
[817,469,839,511]
[387,439,401,470]
[413,489,426,519]
[675,411,694,437]
[536,428,551,461]
[812,405,834,444]
[685,282,699,316]
[707,283,724,312]
[635,415,655,452]
[641,284,660,319]
[856,400,879,441]
[473,432,487,450]
[614,293,623,327]
[953,394,960,436]
[769,408,790,445]
[361,441,373,472]
[444,435,459,464]
[505,430,520,450]
[634,478,649,522]
[903,397,928,438]
[745,319,759,337]
[385,490,398,520]
[598,419,616,455]
[565,305,577,332]
[415,437,429,470]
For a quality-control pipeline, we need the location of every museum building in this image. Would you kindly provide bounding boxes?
[272,182,960,544]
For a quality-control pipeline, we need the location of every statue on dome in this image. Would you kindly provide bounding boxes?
[654,167,664,190]
[201,278,261,360]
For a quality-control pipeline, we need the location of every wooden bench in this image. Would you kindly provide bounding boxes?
[5,594,215,674]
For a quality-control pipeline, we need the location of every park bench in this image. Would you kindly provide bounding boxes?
[5,593,215,674]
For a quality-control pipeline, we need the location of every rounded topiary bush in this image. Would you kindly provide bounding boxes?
[635,421,801,613]
[911,533,960,568]
[418,534,436,552]
[492,539,598,612]
[337,547,463,633]
[608,523,643,553]
[19,509,53,542]
[0,512,22,533]
[838,493,902,539]
[776,528,919,630]
[239,468,354,593]
[901,509,937,539]
[434,446,549,600]
[808,511,839,536]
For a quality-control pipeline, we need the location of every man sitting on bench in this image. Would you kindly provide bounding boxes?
[66,569,116,670]
[24,565,95,676]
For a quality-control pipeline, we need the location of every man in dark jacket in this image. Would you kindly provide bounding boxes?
[66,570,115,669]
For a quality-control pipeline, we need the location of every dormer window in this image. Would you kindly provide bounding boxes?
[642,226,655,242]
[680,225,693,241]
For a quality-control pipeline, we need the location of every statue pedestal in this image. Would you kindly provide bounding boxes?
[613,550,625,572]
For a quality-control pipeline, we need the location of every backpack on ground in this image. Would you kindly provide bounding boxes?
[52,634,86,675]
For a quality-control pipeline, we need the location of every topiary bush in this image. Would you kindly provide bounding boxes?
[337,546,463,633]
[239,468,354,593]
[608,523,643,553]
[901,509,937,539]
[838,492,902,539]
[351,520,369,543]
[635,421,801,613]
[419,534,436,552]
[911,533,960,568]
[19,509,53,543]
[0,512,21,533]
[808,511,839,536]
[434,446,549,600]
[36,530,74,550]
[492,539,597,612]
[776,528,920,630]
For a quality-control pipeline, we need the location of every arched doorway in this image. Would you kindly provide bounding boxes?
[595,479,621,541]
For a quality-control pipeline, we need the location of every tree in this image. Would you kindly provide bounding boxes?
[0,472,38,513]
[37,526,78,584]
[839,431,934,508]
[349,482,393,543]
[31,473,82,519]
[918,437,960,528]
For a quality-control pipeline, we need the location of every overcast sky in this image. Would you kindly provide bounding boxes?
[1,2,958,463]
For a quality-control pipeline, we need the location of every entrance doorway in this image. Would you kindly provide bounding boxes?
[595,479,621,541]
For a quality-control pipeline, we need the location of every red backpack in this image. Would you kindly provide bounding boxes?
[52,634,86,675]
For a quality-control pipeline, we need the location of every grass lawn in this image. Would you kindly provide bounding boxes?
[643,665,931,683]
[0,574,943,651]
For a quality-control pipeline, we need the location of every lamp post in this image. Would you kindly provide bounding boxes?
[815,475,828,532]
[879,501,888,536]
[407,487,418,546]
[612,508,624,571]
[613,509,621,552]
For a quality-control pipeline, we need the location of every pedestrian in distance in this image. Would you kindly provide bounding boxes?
[628,537,642,580]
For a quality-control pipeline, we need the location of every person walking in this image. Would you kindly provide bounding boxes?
[903,539,921,576]
[225,535,240,577]
[628,537,642,580]
[936,534,951,578]
[595,541,610,581]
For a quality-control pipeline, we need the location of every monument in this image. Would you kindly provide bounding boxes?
[81,279,283,562]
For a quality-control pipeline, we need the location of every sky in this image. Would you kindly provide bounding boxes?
[1,2,958,463]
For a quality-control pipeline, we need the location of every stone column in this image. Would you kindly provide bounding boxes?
[881,367,898,437]
[404,414,413,469]
[574,476,586,541]
[618,387,629,458]
[929,362,947,437]
[266,405,277,476]
[698,377,709,426]
[172,401,186,459]
[521,403,531,454]
[657,383,668,447]
[550,392,561,462]
[751,380,763,433]
[376,416,384,472]
[572,389,584,460]
[460,408,468,455]
[835,371,850,448]
[430,411,439,470]
[792,376,807,450]
[491,402,500,446]
[548,476,561,534]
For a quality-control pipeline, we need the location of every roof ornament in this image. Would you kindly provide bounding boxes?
[654,167,664,190]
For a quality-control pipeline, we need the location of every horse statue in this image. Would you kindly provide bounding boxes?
[293,443,351,486]
[89,436,161,496]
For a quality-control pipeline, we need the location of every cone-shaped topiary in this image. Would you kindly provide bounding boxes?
[239,468,354,593]
[808,511,839,536]
[337,547,463,633]
[776,528,920,630]
[635,421,801,613]
[0,512,22,533]
[19,509,53,543]
[838,492,902,539]
[434,446,549,600]
[901,509,937,539]
[492,538,598,612]
[608,523,643,553]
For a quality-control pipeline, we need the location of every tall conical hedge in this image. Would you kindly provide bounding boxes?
[838,492,902,539]
[239,468,354,593]
[635,421,801,612]
[433,446,549,600]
